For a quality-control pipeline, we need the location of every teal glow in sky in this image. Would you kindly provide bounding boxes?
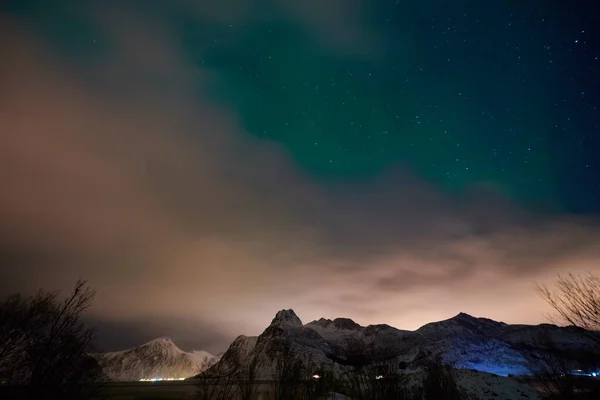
[214,5,599,212]
[6,0,600,210]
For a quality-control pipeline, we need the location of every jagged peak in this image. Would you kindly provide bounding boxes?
[453,312,477,320]
[364,323,396,331]
[332,317,361,330]
[308,317,361,329]
[270,309,302,327]
[451,312,506,326]
[143,336,176,346]
[308,318,333,326]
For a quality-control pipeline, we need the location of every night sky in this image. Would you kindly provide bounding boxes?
[1,0,599,353]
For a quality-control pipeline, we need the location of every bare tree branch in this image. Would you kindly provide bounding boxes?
[422,357,462,400]
[537,273,600,346]
[0,280,103,399]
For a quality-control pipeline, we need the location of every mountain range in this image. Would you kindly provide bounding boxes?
[215,309,595,379]
[93,310,596,382]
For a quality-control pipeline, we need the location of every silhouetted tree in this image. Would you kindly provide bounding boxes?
[194,356,218,400]
[194,355,240,400]
[422,357,462,400]
[310,363,338,400]
[522,344,576,399]
[268,338,305,400]
[0,280,103,399]
[333,338,409,400]
[538,273,600,347]
[537,272,600,398]
[235,349,260,400]
[292,362,338,400]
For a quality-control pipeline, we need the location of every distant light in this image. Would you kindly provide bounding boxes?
[312,374,320,379]
[375,375,384,380]
[139,377,186,382]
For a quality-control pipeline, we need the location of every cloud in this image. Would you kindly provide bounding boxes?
[1,5,599,351]
[86,315,234,354]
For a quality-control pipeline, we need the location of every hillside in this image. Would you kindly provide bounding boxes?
[93,337,216,382]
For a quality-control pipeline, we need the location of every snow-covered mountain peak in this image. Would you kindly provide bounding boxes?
[93,337,215,381]
[136,337,187,356]
[143,336,176,347]
[309,317,361,330]
[270,309,302,327]
[312,317,332,326]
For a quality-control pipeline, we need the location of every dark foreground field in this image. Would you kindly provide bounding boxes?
[2,377,599,400]
[0,381,345,400]
[99,382,344,400]
[101,381,197,400]
[0,382,197,400]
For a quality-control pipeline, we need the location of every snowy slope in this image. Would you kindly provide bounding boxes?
[190,350,220,365]
[414,313,595,375]
[93,337,215,381]
[453,369,539,400]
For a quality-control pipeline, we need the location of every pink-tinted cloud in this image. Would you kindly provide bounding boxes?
[0,11,599,353]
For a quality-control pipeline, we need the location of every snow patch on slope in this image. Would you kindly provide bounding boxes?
[454,369,538,399]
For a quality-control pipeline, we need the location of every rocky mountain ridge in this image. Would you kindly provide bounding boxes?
[214,309,596,378]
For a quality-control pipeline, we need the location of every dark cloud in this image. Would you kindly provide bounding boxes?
[1,3,599,352]
[86,316,235,354]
